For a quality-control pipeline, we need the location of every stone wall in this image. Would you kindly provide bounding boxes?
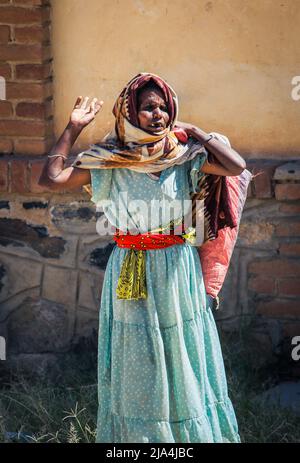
[0,188,113,374]
[0,158,299,377]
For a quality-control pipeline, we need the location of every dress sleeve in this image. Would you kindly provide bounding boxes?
[188,150,208,194]
[89,168,112,206]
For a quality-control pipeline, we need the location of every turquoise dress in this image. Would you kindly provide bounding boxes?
[90,152,241,443]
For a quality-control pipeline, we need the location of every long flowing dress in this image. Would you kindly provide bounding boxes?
[90,152,241,443]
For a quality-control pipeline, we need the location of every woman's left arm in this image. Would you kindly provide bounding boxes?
[175,122,246,176]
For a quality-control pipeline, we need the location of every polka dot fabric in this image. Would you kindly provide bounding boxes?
[90,157,241,443]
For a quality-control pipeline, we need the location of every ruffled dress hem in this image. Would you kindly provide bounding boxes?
[96,397,241,443]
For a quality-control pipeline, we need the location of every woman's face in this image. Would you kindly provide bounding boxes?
[137,87,170,133]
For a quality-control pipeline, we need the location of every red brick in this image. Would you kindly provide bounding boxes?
[246,181,253,198]
[10,158,29,193]
[0,119,50,136]
[0,44,51,61]
[0,100,13,117]
[14,136,53,155]
[248,276,276,295]
[257,299,300,318]
[44,98,52,118]
[249,259,300,277]
[279,243,300,256]
[0,63,12,80]
[12,0,50,6]
[0,158,9,191]
[0,25,11,43]
[30,159,52,192]
[14,25,50,43]
[278,279,300,297]
[253,167,275,199]
[275,184,300,201]
[16,101,46,118]
[6,80,52,100]
[0,77,6,100]
[282,322,300,338]
[15,62,52,80]
[0,138,13,153]
[0,6,44,24]
[279,203,300,214]
[276,222,300,237]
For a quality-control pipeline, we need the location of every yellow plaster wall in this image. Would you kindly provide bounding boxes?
[52,0,300,158]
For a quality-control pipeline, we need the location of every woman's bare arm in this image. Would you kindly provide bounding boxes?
[38,96,103,190]
[175,121,246,176]
[38,164,91,191]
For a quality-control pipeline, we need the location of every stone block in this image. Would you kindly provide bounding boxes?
[0,217,66,259]
[78,270,104,312]
[0,287,40,323]
[274,162,300,200]
[274,162,300,182]
[238,222,275,247]
[0,224,78,269]
[50,201,101,235]
[0,253,42,305]
[74,308,99,342]
[78,235,114,272]
[42,265,77,307]
[7,296,69,354]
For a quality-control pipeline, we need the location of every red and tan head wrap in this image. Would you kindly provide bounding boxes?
[112,72,177,139]
[71,72,194,171]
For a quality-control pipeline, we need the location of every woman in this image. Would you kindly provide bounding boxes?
[39,73,247,443]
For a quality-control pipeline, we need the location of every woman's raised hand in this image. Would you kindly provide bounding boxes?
[69,96,104,131]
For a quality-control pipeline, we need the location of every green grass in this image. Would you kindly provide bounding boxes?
[0,347,98,443]
[0,330,300,443]
[220,328,300,443]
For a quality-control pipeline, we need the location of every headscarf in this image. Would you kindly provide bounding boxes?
[72,72,253,303]
[71,72,206,172]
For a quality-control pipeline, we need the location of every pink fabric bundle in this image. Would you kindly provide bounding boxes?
[173,129,253,306]
[198,168,252,301]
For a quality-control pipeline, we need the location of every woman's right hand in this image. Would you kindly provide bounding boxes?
[69,96,104,131]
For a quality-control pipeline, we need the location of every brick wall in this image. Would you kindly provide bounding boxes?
[0,0,53,155]
[217,159,300,378]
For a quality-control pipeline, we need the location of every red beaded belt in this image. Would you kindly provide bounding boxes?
[113,230,185,250]
[113,230,186,300]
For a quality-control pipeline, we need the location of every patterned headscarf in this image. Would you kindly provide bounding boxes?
[112,72,177,141]
[71,72,206,172]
